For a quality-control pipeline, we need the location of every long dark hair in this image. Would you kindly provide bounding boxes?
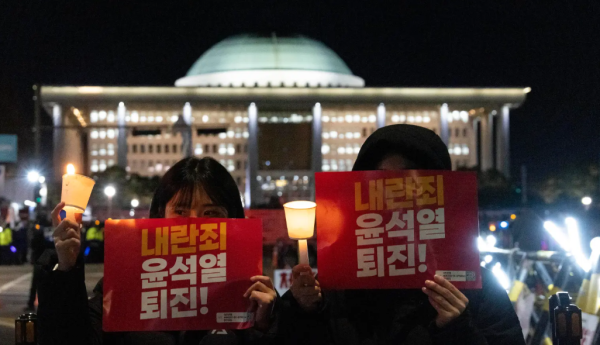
[149,157,245,219]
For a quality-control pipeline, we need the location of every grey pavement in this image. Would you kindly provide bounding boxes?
[0,263,104,345]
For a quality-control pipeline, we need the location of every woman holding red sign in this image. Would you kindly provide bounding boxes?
[37,157,278,345]
[278,124,525,345]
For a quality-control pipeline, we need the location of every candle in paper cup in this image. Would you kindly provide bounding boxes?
[61,164,95,224]
[284,201,316,265]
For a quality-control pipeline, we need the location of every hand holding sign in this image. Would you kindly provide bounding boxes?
[422,275,469,328]
[244,276,276,331]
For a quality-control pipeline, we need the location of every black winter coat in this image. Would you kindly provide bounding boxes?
[277,268,525,345]
[36,250,276,345]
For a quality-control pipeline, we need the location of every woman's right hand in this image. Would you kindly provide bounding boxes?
[290,264,322,312]
[51,202,81,271]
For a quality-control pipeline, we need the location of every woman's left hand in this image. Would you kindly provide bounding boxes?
[244,276,277,332]
[422,275,469,328]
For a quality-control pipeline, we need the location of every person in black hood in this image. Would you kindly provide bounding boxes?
[277,124,525,345]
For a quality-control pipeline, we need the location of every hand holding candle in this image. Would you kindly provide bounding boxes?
[283,201,316,265]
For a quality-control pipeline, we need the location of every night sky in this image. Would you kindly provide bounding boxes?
[0,1,598,181]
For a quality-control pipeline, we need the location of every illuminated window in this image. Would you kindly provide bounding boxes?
[107,129,115,139]
[330,131,338,139]
[399,114,406,122]
[219,144,227,155]
[107,144,114,156]
[321,144,330,154]
[202,115,209,123]
[131,111,139,123]
[99,160,107,171]
[171,115,178,123]
[99,146,107,156]
[156,116,163,123]
[91,131,98,139]
[99,111,107,121]
[90,111,98,123]
[368,115,376,123]
[337,147,346,154]
[462,145,470,155]
[107,111,115,123]
[227,144,235,155]
[99,131,106,139]
[322,116,330,122]
[107,159,114,167]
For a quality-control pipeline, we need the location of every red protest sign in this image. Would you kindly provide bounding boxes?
[103,217,263,332]
[316,170,481,290]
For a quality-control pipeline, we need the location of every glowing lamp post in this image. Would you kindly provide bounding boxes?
[61,164,95,223]
[284,201,316,265]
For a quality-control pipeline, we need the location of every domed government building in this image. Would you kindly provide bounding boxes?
[39,34,529,207]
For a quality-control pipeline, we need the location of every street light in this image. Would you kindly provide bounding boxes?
[104,186,116,218]
[582,196,592,206]
[27,171,40,183]
[131,199,139,208]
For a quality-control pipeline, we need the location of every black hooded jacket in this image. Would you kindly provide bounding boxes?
[278,125,525,345]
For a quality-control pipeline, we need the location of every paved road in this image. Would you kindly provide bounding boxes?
[0,264,104,345]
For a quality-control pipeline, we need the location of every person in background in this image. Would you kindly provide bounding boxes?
[26,216,54,311]
[37,157,279,345]
[278,124,525,345]
[14,218,29,264]
[0,222,13,265]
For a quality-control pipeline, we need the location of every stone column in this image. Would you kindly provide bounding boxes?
[480,111,494,171]
[182,102,193,157]
[439,104,449,145]
[117,102,127,169]
[496,105,510,177]
[245,103,259,208]
[376,103,386,129]
[310,102,323,201]
[53,104,85,179]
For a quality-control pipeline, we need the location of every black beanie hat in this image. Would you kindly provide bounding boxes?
[352,124,452,171]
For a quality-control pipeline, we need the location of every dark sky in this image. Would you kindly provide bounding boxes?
[0,1,598,181]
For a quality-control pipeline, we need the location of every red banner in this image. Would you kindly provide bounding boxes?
[315,170,481,290]
[103,218,263,332]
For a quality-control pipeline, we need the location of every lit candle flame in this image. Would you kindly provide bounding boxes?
[67,164,75,175]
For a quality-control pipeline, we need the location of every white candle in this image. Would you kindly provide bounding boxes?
[298,239,309,265]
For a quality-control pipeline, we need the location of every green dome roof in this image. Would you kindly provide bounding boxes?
[185,34,356,76]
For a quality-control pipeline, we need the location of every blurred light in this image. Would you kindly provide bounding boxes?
[321,145,330,154]
[95,220,100,226]
[480,261,486,267]
[484,255,493,263]
[566,217,590,272]
[67,164,75,175]
[27,171,40,183]
[24,200,37,207]
[489,224,496,231]
[478,236,487,251]
[104,186,116,197]
[486,235,497,247]
[543,221,570,252]
[500,221,508,229]
[38,176,46,184]
[523,87,532,94]
[582,196,592,206]
[492,262,510,290]
[84,247,91,256]
[10,246,16,253]
[35,224,40,230]
[131,199,139,208]
[510,214,517,220]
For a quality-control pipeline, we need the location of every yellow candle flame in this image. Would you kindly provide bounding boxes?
[66,164,75,175]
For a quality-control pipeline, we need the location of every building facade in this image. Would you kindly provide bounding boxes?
[39,34,528,207]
